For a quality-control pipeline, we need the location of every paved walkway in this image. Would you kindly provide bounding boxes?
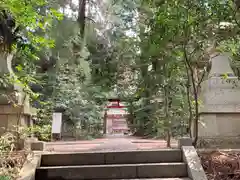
[45,135,178,152]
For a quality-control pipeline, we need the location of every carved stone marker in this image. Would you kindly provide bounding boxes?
[51,112,62,141]
[198,52,240,148]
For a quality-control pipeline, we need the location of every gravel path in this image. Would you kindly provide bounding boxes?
[45,135,178,152]
[91,137,138,151]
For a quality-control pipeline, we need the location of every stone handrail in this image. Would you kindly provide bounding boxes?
[178,137,208,180]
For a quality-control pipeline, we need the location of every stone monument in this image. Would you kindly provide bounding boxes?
[0,52,36,137]
[198,51,240,148]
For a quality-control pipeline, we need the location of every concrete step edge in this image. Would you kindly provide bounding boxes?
[41,150,183,166]
[42,149,181,155]
[38,162,186,169]
[36,163,188,179]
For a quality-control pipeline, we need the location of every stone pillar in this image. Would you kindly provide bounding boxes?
[0,52,35,138]
[198,51,240,148]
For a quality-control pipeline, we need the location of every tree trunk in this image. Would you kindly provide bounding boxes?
[163,64,171,148]
[78,0,86,37]
[166,129,171,148]
[192,82,199,146]
[185,67,192,137]
[183,48,198,146]
[103,111,107,134]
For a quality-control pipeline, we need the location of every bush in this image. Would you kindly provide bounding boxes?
[0,133,15,152]
[0,176,11,180]
[0,132,27,179]
[28,125,51,142]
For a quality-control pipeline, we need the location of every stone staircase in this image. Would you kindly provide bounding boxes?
[36,149,191,180]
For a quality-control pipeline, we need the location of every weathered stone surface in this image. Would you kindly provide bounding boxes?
[41,149,182,166]
[0,52,36,138]
[208,52,234,77]
[105,149,182,164]
[35,138,191,180]
[199,78,240,113]
[178,137,192,148]
[0,52,14,74]
[137,163,187,178]
[41,152,105,166]
[24,137,38,151]
[199,53,240,114]
[18,152,42,180]
[0,52,22,104]
[198,52,240,144]
[198,113,240,138]
[36,163,188,179]
[0,105,33,136]
[31,141,46,151]
[197,136,240,148]
[36,164,137,180]
[181,146,208,180]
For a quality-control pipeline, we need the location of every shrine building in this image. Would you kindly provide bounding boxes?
[104,98,129,135]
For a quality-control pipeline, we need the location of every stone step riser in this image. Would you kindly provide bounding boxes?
[107,179,191,180]
[41,149,182,166]
[36,163,187,180]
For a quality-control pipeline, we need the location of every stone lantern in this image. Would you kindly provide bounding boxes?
[198,51,240,148]
[0,52,36,138]
[0,52,21,103]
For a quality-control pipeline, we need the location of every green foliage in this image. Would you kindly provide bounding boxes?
[1,0,62,50]
[54,58,105,130]
[102,0,240,140]
[0,176,11,180]
[27,125,51,141]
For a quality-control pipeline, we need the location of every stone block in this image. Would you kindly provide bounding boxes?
[41,152,105,166]
[24,137,38,150]
[199,113,240,137]
[181,146,208,180]
[137,162,187,178]
[178,137,192,148]
[18,152,42,180]
[105,149,182,164]
[36,164,137,179]
[31,141,45,151]
[197,136,240,148]
[0,105,34,137]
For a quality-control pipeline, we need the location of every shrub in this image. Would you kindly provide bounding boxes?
[27,125,51,142]
[0,133,15,152]
[0,132,27,179]
[0,176,11,180]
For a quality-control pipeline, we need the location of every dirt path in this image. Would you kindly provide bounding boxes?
[45,135,178,152]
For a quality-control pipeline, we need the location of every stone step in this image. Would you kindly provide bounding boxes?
[36,162,188,180]
[41,149,182,166]
[110,179,191,180]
